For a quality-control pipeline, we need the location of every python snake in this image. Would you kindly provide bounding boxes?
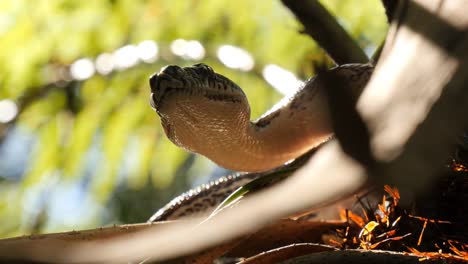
[148,63,373,221]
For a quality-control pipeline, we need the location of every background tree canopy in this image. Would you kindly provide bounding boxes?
[0,0,387,237]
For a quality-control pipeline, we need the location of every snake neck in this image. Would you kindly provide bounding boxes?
[219,89,333,172]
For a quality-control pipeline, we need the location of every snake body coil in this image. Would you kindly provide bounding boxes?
[149,63,373,172]
[148,63,373,221]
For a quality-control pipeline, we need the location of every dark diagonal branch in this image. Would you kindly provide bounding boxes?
[381,0,401,23]
[281,0,369,64]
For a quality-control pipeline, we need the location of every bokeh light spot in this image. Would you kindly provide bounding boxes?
[95,53,114,75]
[137,40,159,63]
[0,99,18,123]
[217,45,254,71]
[70,58,95,80]
[170,39,205,60]
[114,45,139,70]
[262,64,303,95]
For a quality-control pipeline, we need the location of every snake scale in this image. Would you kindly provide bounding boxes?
[148,63,373,221]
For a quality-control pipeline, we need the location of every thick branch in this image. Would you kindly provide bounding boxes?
[361,0,468,195]
[281,0,369,64]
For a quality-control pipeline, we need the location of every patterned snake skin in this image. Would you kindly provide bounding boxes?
[148,63,373,221]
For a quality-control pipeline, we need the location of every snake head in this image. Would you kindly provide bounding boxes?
[149,63,245,115]
[148,63,250,153]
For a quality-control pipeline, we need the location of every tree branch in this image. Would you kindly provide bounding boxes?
[381,0,400,23]
[281,0,369,64]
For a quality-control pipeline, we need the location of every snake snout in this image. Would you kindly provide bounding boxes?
[149,73,164,111]
[149,74,159,92]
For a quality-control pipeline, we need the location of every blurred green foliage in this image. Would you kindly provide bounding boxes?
[0,0,387,237]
